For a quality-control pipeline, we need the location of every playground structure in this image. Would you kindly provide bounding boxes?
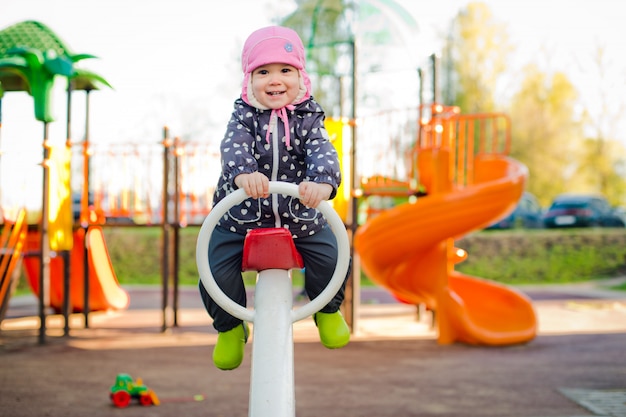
[23,226,130,314]
[354,105,537,345]
[0,22,230,333]
[1,131,223,331]
[1,102,537,347]
[0,209,28,321]
[0,19,537,349]
[196,182,351,417]
[0,20,118,339]
[0,104,539,348]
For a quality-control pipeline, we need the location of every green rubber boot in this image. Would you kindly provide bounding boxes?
[313,311,350,349]
[213,322,249,370]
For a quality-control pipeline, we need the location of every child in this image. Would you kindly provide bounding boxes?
[199,25,350,371]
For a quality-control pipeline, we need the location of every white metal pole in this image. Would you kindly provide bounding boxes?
[249,269,295,417]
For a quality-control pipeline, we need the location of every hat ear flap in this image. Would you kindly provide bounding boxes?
[292,69,311,105]
[243,73,269,110]
[242,72,264,109]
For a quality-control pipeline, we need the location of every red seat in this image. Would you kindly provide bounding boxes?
[242,228,304,272]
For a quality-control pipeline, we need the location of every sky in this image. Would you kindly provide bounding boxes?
[0,0,625,210]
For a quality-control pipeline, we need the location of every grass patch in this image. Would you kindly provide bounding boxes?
[611,280,626,291]
[456,228,626,285]
[13,226,626,296]
[96,226,626,287]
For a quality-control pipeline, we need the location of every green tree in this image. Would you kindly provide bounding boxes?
[575,138,626,205]
[574,45,626,205]
[441,2,512,113]
[508,65,582,206]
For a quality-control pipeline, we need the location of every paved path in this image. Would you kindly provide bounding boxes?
[1,281,626,417]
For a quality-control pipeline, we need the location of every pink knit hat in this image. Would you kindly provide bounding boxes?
[241,26,311,109]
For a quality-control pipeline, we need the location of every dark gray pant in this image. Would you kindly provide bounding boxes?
[198,225,349,332]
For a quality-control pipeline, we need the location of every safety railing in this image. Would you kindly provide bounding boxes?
[414,107,512,190]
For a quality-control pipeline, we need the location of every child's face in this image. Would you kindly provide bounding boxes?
[251,63,300,109]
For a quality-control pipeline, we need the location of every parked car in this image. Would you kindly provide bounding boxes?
[542,193,625,228]
[614,207,626,226]
[486,192,543,229]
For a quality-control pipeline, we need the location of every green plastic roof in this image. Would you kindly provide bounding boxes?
[0,20,104,92]
[0,20,71,57]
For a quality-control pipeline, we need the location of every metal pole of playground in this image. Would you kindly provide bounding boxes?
[346,38,360,331]
[161,127,171,332]
[61,82,72,337]
[38,121,51,345]
[172,137,181,327]
[82,89,92,328]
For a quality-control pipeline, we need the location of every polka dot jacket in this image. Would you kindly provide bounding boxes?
[213,97,341,239]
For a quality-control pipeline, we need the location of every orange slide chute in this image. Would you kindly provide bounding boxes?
[354,152,538,346]
[24,227,129,313]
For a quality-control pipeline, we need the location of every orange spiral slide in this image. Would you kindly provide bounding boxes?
[354,151,538,346]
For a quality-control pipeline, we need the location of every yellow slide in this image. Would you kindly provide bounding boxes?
[354,153,538,346]
[25,227,129,313]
